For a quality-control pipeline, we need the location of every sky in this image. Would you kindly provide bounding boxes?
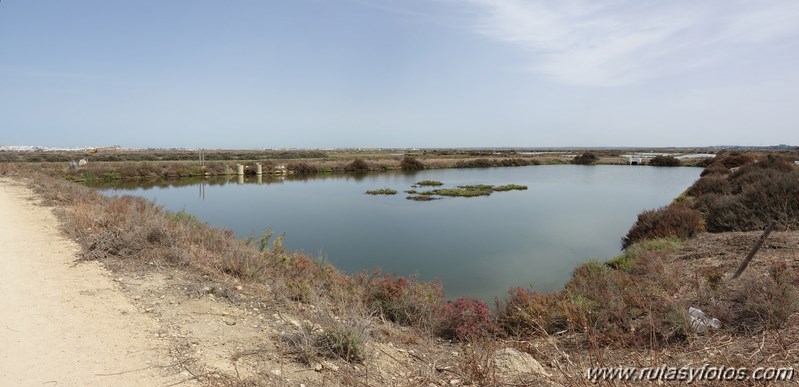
[1,0,797,149]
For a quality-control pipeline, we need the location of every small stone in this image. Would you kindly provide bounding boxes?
[270,369,282,376]
[450,379,461,385]
[314,363,323,372]
[322,361,339,372]
[494,347,550,380]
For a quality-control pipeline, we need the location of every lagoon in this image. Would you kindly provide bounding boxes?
[97,165,701,301]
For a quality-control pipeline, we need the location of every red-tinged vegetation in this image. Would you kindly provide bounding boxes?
[439,297,494,341]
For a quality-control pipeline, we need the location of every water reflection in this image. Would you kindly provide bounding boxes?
[95,166,701,301]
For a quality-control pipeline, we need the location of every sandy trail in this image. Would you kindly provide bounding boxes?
[0,178,184,386]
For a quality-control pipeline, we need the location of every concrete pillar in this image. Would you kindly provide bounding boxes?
[237,175,244,185]
[237,164,244,175]
[256,163,263,175]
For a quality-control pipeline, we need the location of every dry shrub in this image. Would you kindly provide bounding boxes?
[701,151,754,168]
[696,193,757,232]
[496,288,564,336]
[282,309,371,364]
[345,159,369,172]
[622,203,704,249]
[400,156,425,170]
[439,297,495,341]
[454,158,538,168]
[316,325,366,362]
[649,155,681,167]
[497,158,539,167]
[700,162,731,177]
[709,261,799,334]
[686,175,733,196]
[360,272,444,332]
[455,158,494,168]
[692,157,799,232]
[495,238,689,348]
[571,153,598,165]
[268,253,355,303]
[564,258,689,348]
[0,163,17,176]
[286,162,319,174]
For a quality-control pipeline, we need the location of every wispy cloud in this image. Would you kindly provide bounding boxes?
[459,0,799,86]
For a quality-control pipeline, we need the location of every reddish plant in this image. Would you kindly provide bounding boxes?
[440,297,494,341]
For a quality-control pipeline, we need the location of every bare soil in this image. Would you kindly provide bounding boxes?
[0,179,188,386]
[0,178,490,386]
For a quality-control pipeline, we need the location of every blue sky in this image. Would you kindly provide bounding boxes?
[1,0,797,149]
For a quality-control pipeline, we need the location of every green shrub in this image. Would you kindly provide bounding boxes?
[607,238,682,272]
[605,253,636,272]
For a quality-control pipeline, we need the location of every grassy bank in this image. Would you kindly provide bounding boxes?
[2,152,798,385]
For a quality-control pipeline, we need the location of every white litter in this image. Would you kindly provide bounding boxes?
[688,307,721,334]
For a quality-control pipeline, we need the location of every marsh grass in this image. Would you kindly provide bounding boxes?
[406,195,439,201]
[416,180,443,186]
[412,183,527,198]
[492,184,528,191]
[419,187,493,197]
[364,188,397,195]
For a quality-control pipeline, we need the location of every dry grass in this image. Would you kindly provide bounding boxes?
[6,154,799,385]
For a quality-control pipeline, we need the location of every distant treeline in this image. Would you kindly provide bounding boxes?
[0,150,328,163]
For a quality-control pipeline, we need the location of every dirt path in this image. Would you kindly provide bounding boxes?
[0,179,185,386]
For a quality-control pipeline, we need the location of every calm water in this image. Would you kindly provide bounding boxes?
[97,165,700,301]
